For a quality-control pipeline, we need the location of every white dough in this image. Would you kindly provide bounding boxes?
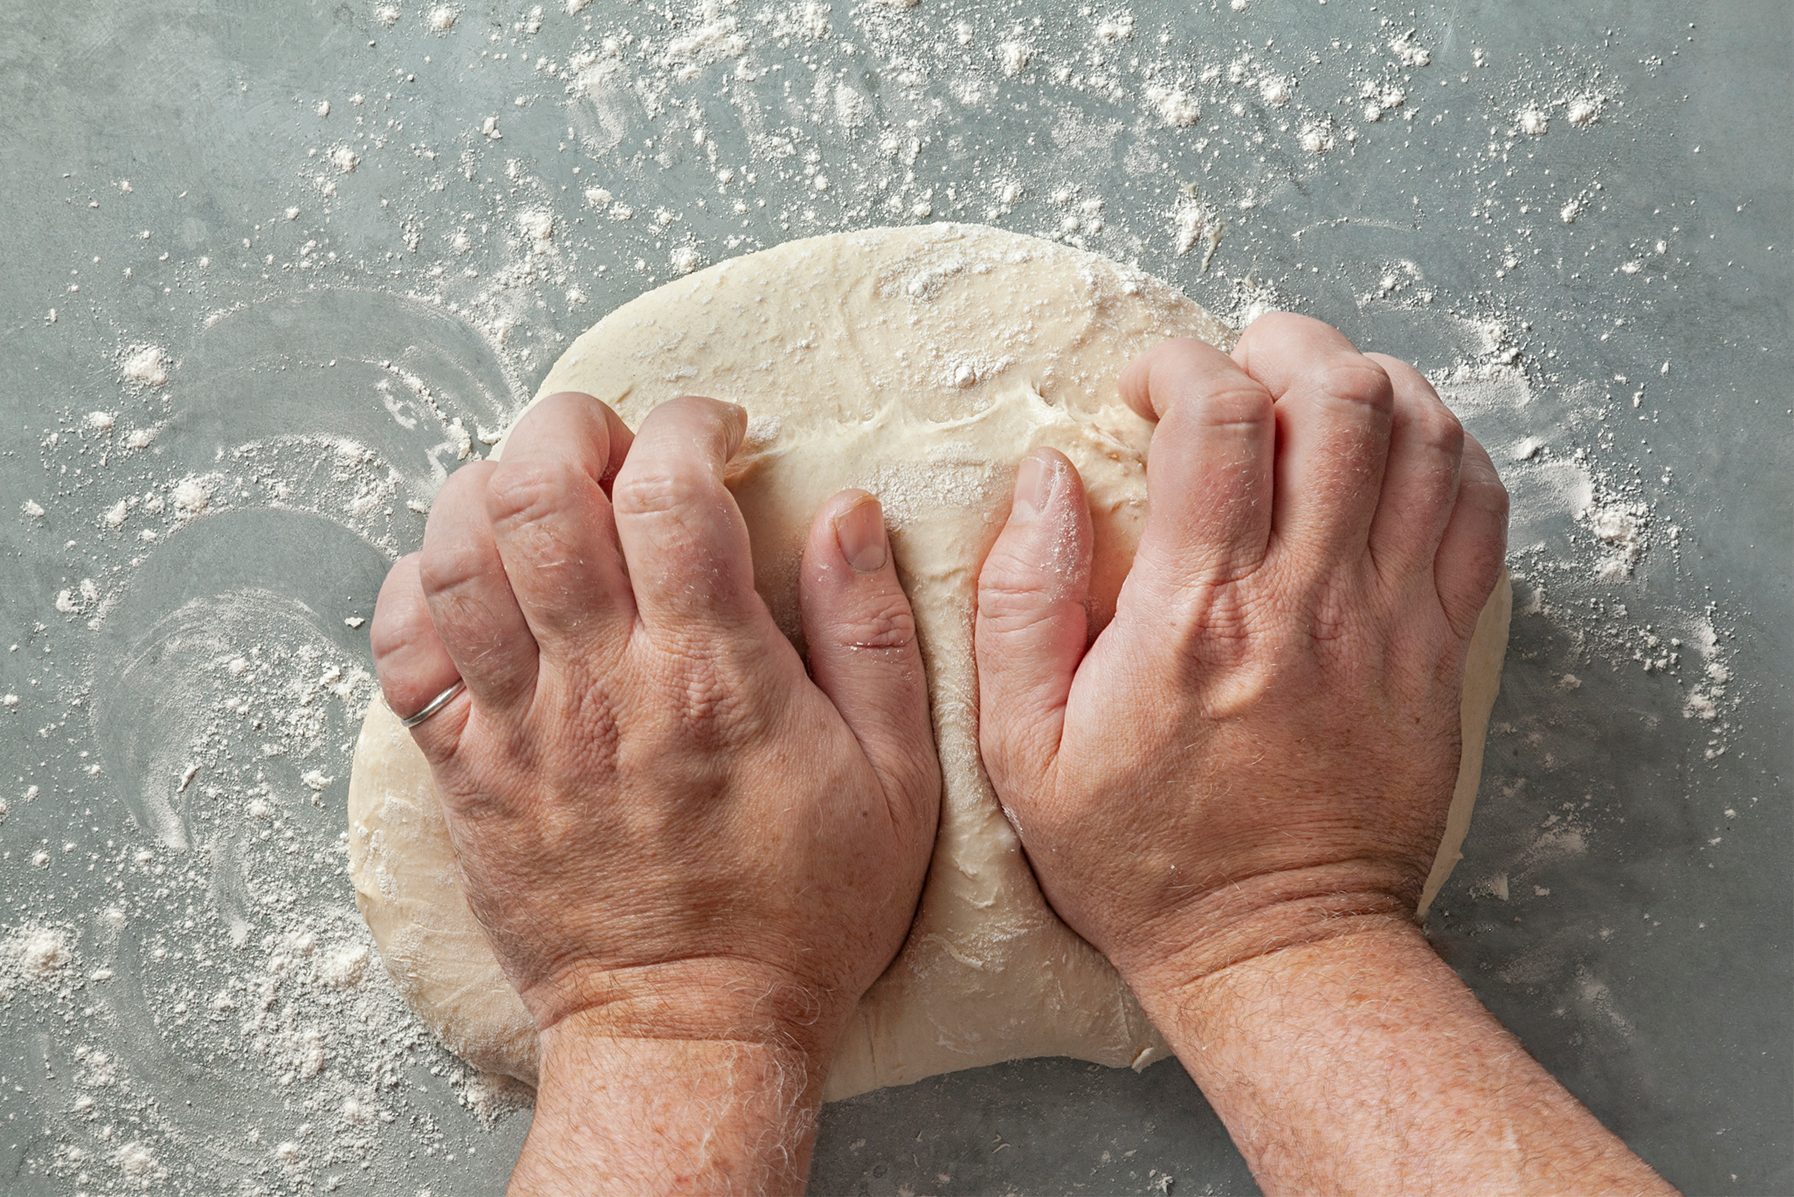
[346,223,1511,1100]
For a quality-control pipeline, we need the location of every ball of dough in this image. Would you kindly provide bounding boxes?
[346,223,1511,1100]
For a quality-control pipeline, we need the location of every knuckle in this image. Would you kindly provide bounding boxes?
[565,685,623,774]
[612,466,702,519]
[1415,406,1465,455]
[432,461,496,508]
[1316,358,1395,412]
[417,537,492,601]
[1238,309,1301,343]
[837,594,917,652]
[1305,584,1357,646]
[977,566,1061,629]
[1366,352,1434,395]
[370,598,432,663]
[656,394,744,450]
[1176,379,1273,431]
[1160,335,1212,357]
[1484,481,1512,520]
[1148,336,1219,378]
[1158,578,1261,654]
[1464,470,1510,519]
[486,460,582,528]
[648,642,749,743]
[534,390,600,419]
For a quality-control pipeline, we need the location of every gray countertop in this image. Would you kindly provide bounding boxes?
[1,2,1788,1193]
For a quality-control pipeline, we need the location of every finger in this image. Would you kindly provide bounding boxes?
[1117,338,1275,591]
[1435,435,1510,640]
[370,554,470,757]
[502,391,635,491]
[974,449,1093,792]
[1232,312,1395,555]
[798,490,938,811]
[610,395,762,633]
[487,393,637,645]
[417,460,540,709]
[1363,353,1465,579]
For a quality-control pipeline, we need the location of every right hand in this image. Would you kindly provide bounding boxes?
[973,315,1509,995]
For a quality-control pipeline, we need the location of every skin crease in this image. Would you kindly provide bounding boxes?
[371,391,940,1193]
[369,314,1675,1197]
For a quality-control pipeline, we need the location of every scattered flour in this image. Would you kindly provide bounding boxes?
[5,926,75,979]
[662,3,749,81]
[1299,121,1336,155]
[1146,84,1200,127]
[1567,95,1604,127]
[171,477,214,515]
[998,40,1033,78]
[5,4,1746,1192]
[120,344,171,388]
[1388,30,1432,67]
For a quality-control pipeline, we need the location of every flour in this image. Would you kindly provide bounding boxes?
[4,925,74,981]
[998,40,1034,78]
[1171,194,1221,266]
[120,343,171,389]
[1567,95,1604,127]
[1388,30,1433,68]
[1094,13,1135,44]
[1584,499,1649,580]
[662,3,750,81]
[4,2,1748,1190]
[1146,85,1200,128]
[1299,121,1336,155]
[1510,436,1545,462]
[171,476,214,515]
[1257,73,1293,108]
[517,207,556,246]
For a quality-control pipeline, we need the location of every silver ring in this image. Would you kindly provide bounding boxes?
[401,680,467,728]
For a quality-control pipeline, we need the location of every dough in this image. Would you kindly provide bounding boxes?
[346,223,1511,1101]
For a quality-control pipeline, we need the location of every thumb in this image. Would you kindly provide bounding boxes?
[973,449,1092,794]
[798,490,939,813]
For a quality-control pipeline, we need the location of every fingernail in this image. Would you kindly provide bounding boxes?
[833,495,888,573]
[1013,452,1057,520]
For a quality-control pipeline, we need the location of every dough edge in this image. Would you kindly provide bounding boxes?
[346,222,1511,1102]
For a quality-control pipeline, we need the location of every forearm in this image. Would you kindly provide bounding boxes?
[511,1024,825,1197]
[1138,917,1674,1197]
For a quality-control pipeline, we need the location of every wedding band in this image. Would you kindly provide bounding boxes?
[401,680,467,728]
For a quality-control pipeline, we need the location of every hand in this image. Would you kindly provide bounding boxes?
[975,320,1666,1197]
[974,314,1509,994]
[369,391,940,1064]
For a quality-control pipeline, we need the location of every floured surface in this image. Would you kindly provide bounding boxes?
[348,223,1511,1099]
[1,3,1784,1193]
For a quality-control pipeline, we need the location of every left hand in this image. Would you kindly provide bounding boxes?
[369,391,941,1068]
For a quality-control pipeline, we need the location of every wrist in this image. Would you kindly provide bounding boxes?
[521,1003,833,1197]
[1110,858,1427,1011]
[1128,902,1442,1105]
[529,956,848,1086]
